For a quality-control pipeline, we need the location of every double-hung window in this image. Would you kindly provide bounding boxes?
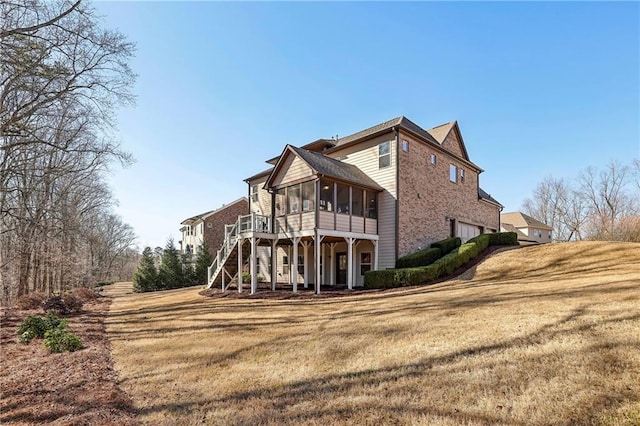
[379,142,391,168]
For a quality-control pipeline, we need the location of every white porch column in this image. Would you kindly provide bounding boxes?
[292,238,299,293]
[237,238,243,293]
[302,241,309,289]
[270,239,277,291]
[353,241,362,288]
[345,237,354,290]
[373,240,379,271]
[320,243,326,285]
[315,232,324,294]
[329,243,336,286]
[250,237,257,295]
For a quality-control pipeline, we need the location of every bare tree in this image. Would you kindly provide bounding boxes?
[1,0,137,304]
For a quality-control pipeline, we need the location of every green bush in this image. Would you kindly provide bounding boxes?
[364,264,442,289]
[488,232,518,246]
[43,328,82,353]
[18,316,48,343]
[430,237,461,255]
[95,280,115,287]
[467,234,490,252]
[17,313,65,344]
[396,247,442,268]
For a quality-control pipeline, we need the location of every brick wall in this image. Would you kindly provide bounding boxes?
[203,198,249,255]
[397,130,500,257]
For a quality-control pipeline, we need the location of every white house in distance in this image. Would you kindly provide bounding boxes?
[206,116,503,294]
[500,212,552,244]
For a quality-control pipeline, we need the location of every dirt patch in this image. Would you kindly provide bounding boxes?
[0,296,138,425]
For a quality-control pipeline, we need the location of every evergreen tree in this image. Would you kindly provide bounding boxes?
[182,253,196,286]
[194,242,214,285]
[158,238,183,289]
[132,247,158,292]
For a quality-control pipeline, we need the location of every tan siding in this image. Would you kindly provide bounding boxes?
[365,218,377,234]
[301,212,315,230]
[336,214,350,232]
[331,133,397,269]
[272,155,313,187]
[248,175,271,216]
[318,211,334,230]
[352,217,364,233]
[286,215,301,232]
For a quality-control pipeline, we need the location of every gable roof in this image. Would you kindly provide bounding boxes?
[426,121,471,161]
[501,212,553,230]
[180,197,248,225]
[265,145,383,191]
[331,116,438,148]
[478,187,503,208]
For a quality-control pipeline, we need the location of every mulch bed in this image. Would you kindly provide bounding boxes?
[0,296,138,425]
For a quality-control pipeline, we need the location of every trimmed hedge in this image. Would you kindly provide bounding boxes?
[395,247,442,269]
[364,264,441,289]
[364,232,518,289]
[430,236,461,255]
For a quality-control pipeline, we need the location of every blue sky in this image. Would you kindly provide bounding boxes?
[94,1,640,250]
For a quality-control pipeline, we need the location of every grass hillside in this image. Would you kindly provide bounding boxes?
[105,241,640,425]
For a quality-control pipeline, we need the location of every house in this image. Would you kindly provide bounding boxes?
[500,212,552,244]
[179,197,249,258]
[208,116,503,294]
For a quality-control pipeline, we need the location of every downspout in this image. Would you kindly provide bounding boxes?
[393,126,400,263]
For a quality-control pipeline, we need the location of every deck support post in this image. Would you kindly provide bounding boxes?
[329,243,336,286]
[237,238,243,293]
[250,237,257,295]
[302,241,310,289]
[373,240,379,271]
[315,232,324,294]
[292,238,299,293]
[345,237,354,290]
[270,239,277,291]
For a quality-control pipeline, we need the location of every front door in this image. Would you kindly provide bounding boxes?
[336,252,347,285]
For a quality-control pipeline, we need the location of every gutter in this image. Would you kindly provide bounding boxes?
[393,126,399,263]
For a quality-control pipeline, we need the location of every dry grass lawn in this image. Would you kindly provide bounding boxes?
[106,241,640,425]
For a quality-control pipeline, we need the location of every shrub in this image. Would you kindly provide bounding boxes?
[17,313,65,344]
[42,294,83,315]
[43,327,82,353]
[488,232,518,246]
[396,247,442,268]
[17,315,49,343]
[364,264,442,289]
[15,292,45,310]
[241,272,251,283]
[467,234,490,252]
[95,280,115,287]
[430,237,461,255]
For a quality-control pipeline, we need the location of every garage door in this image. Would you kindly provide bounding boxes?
[458,222,481,243]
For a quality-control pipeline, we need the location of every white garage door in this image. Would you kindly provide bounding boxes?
[458,222,481,243]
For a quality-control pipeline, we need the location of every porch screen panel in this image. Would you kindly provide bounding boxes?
[366,191,377,219]
[302,181,315,212]
[319,180,333,212]
[352,187,364,217]
[336,184,349,214]
[288,185,300,214]
[275,189,286,216]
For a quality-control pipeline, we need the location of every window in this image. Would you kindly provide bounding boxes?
[336,184,349,214]
[282,255,289,274]
[302,181,314,212]
[352,187,363,217]
[275,188,286,216]
[251,184,258,202]
[430,153,436,165]
[460,169,465,183]
[288,185,300,214]
[207,221,212,228]
[360,252,372,275]
[401,140,409,152]
[379,141,391,168]
[319,180,333,211]
[534,229,542,238]
[366,192,377,219]
[449,164,458,183]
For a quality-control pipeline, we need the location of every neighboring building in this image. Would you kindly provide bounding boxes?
[208,116,503,293]
[179,197,249,257]
[500,212,553,244]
